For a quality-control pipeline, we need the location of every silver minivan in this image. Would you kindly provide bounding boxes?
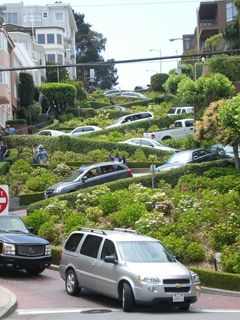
[60,228,201,312]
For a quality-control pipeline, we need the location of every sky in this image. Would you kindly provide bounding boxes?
[2,0,205,89]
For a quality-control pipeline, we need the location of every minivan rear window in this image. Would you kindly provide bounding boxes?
[65,233,84,252]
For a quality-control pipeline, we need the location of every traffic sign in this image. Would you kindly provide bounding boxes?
[0,185,9,215]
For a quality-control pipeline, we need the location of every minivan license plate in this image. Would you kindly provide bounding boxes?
[173,294,184,302]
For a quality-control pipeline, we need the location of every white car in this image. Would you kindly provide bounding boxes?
[68,126,102,137]
[103,89,122,97]
[120,91,148,99]
[119,138,178,153]
[106,112,153,129]
[37,129,67,137]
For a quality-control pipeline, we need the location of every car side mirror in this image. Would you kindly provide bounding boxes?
[82,176,88,183]
[28,227,34,233]
[104,255,118,264]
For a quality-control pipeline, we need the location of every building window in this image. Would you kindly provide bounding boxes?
[47,34,55,44]
[47,54,55,63]
[57,34,62,44]
[0,34,8,53]
[4,12,17,24]
[226,1,237,22]
[37,34,45,44]
[57,54,63,64]
[42,11,48,19]
[55,12,64,21]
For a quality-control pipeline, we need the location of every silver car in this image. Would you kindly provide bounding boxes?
[60,228,201,312]
[45,162,133,198]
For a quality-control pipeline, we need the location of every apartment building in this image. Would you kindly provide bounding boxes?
[3,2,77,78]
[183,0,237,53]
[0,27,18,127]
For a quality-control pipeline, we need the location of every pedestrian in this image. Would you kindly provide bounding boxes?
[0,138,8,162]
[6,124,16,135]
[32,145,39,164]
[36,145,49,165]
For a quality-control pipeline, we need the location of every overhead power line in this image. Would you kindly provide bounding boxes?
[71,0,211,8]
[1,49,240,72]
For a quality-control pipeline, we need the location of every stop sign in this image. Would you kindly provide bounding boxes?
[0,185,9,215]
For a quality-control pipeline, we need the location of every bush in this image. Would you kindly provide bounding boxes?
[186,242,206,261]
[0,162,9,175]
[112,203,148,227]
[19,192,45,205]
[51,246,62,265]
[221,243,240,273]
[38,220,62,245]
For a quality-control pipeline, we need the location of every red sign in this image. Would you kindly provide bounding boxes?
[0,186,9,214]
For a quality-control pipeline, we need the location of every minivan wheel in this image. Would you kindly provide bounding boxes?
[65,269,80,296]
[122,282,135,312]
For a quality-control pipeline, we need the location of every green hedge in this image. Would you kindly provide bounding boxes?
[51,246,62,265]
[190,267,240,291]
[6,119,27,125]
[6,148,18,164]
[19,192,45,206]
[64,160,162,168]
[27,159,233,213]
[0,162,9,175]
[5,135,167,158]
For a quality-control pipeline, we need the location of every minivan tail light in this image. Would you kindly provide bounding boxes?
[127,168,133,175]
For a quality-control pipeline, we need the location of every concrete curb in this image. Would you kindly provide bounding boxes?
[0,286,17,319]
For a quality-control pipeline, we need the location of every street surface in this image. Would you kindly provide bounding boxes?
[0,268,240,319]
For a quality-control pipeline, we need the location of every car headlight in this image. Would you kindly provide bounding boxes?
[45,245,51,255]
[190,271,200,284]
[2,243,15,255]
[137,275,160,284]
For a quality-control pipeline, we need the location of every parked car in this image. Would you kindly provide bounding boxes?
[68,126,102,137]
[106,112,153,129]
[37,129,67,137]
[60,228,201,312]
[119,138,178,153]
[167,107,194,116]
[155,148,220,172]
[0,214,51,275]
[120,91,148,99]
[208,143,240,158]
[45,162,133,198]
[103,89,122,97]
[144,119,194,141]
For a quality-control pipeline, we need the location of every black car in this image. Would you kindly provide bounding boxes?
[156,148,221,172]
[0,214,51,275]
[45,161,133,198]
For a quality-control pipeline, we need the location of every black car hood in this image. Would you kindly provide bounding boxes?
[0,233,49,245]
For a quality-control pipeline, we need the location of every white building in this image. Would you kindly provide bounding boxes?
[3,2,77,79]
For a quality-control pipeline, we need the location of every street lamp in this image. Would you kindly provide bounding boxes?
[149,48,162,73]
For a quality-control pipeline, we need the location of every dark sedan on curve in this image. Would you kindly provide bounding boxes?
[155,148,222,172]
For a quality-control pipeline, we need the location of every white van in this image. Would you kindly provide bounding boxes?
[167,106,194,116]
[106,112,153,129]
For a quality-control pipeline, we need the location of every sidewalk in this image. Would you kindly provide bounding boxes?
[0,286,17,319]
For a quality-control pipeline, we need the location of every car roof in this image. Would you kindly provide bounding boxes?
[73,228,157,242]
[79,161,126,170]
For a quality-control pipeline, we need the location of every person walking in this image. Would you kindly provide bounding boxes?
[6,124,16,135]
[36,145,49,165]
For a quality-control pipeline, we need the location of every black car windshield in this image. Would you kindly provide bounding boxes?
[63,168,85,182]
[0,216,29,233]
[167,152,191,164]
[117,241,175,263]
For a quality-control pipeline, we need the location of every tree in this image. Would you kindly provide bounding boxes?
[177,73,235,117]
[219,95,240,169]
[194,98,240,169]
[19,73,34,107]
[206,54,240,82]
[46,62,69,83]
[150,73,169,92]
[74,11,118,89]
[39,83,77,117]
[22,101,42,125]
[163,74,190,95]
